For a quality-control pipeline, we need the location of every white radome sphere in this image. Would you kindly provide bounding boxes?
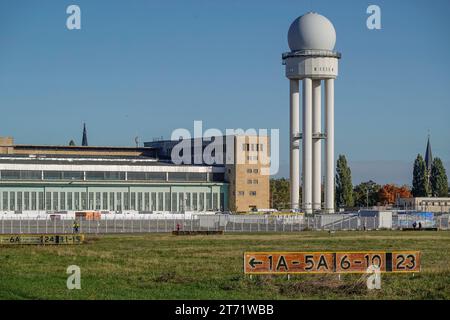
[288,12,336,51]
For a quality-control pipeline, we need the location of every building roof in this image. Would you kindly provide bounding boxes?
[0,155,225,173]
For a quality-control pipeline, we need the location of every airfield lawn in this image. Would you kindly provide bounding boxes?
[0,231,449,300]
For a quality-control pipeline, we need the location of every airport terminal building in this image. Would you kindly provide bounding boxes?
[0,135,269,213]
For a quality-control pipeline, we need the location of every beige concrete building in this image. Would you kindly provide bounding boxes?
[397,197,450,213]
[146,134,271,213]
[225,135,270,213]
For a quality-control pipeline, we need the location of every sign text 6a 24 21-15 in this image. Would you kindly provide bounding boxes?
[0,234,84,245]
[244,252,420,274]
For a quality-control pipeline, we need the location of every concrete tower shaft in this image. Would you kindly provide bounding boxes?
[283,12,341,214]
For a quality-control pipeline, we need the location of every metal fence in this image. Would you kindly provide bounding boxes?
[0,214,449,234]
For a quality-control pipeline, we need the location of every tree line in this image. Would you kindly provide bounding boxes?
[270,154,448,210]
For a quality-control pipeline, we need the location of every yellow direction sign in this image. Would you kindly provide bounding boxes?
[244,251,421,274]
[0,234,84,245]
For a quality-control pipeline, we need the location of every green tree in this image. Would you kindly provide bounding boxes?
[430,157,449,197]
[69,140,76,146]
[270,178,289,210]
[269,178,302,210]
[412,154,430,197]
[353,180,381,208]
[335,155,354,208]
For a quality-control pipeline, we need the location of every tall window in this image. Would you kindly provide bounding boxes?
[220,192,225,211]
[67,192,73,210]
[137,192,143,211]
[17,192,22,211]
[171,193,178,212]
[213,193,218,211]
[109,192,115,211]
[193,193,198,211]
[124,192,129,210]
[81,192,87,210]
[10,192,15,211]
[38,192,44,210]
[144,193,150,211]
[95,192,101,210]
[2,192,7,210]
[45,192,51,211]
[179,193,184,212]
[165,192,171,211]
[158,193,163,211]
[206,193,212,211]
[24,192,30,210]
[151,192,156,211]
[103,192,108,210]
[31,192,37,211]
[60,192,65,210]
[186,193,191,211]
[117,192,122,211]
[52,192,58,211]
[75,192,80,210]
[199,193,205,211]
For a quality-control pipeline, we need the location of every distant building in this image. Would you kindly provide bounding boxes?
[0,136,226,213]
[396,197,450,213]
[0,134,270,213]
[145,135,270,212]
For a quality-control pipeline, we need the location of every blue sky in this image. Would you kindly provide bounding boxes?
[0,0,449,185]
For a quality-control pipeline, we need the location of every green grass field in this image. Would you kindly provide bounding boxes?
[1,231,449,300]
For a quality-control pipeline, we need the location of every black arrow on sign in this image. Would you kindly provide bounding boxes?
[249,257,263,268]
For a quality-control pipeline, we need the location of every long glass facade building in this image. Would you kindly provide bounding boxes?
[0,155,227,213]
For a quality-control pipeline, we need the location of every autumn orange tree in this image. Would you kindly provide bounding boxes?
[378,184,412,205]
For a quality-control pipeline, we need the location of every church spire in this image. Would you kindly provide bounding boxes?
[82,123,88,146]
[425,133,432,172]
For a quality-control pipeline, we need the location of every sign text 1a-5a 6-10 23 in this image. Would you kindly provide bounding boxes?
[244,251,420,274]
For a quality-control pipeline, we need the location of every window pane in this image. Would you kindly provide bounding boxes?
[171,193,177,212]
[2,192,7,210]
[44,171,63,180]
[88,192,94,210]
[53,192,58,211]
[60,192,65,210]
[158,193,163,211]
[117,192,122,211]
[206,193,212,211]
[213,193,218,211]
[127,172,166,181]
[165,192,170,211]
[67,192,73,210]
[86,171,125,180]
[193,193,198,211]
[32,192,37,210]
[109,192,115,211]
[17,192,22,211]
[168,172,188,181]
[45,192,51,210]
[137,192,143,211]
[39,192,44,210]
[10,192,15,211]
[144,192,150,211]
[199,193,204,211]
[151,192,156,211]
